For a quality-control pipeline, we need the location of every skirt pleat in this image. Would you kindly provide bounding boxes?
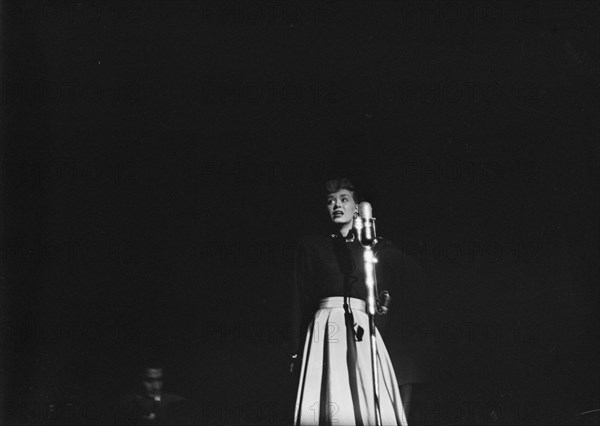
[294,297,408,426]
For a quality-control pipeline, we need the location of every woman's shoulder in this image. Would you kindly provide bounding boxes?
[294,234,334,258]
[373,236,398,253]
[375,237,422,269]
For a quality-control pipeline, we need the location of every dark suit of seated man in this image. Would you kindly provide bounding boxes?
[117,367,192,426]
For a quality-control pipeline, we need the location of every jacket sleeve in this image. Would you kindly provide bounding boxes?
[374,240,425,336]
[376,241,437,384]
[289,239,312,356]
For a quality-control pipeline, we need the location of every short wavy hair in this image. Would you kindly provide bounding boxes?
[324,178,362,203]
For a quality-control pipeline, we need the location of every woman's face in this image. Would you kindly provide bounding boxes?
[327,189,358,226]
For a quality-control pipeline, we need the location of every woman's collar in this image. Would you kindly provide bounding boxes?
[331,229,356,242]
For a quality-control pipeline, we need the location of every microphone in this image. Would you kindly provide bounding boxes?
[358,201,376,246]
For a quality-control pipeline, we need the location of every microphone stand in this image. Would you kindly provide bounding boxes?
[354,217,382,426]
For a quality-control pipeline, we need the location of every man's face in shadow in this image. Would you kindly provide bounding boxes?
[141,368,163,398]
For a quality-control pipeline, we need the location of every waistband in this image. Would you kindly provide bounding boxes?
[319,296,366,312]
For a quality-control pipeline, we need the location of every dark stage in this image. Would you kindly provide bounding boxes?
[2,1,599,425]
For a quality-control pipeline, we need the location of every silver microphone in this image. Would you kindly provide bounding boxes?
[359,202,376,246]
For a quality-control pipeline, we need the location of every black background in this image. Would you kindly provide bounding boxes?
[2,1,599,425]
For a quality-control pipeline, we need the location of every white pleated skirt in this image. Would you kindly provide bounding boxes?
[294,297,408,426]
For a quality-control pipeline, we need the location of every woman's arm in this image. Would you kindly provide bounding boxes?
[289,239,311,373]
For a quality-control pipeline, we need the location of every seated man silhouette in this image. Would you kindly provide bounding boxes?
[118,366,192,425]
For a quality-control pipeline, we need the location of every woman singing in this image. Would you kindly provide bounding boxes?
[291,178,408,425]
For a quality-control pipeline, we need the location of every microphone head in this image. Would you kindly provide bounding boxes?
[359,202,372,220]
